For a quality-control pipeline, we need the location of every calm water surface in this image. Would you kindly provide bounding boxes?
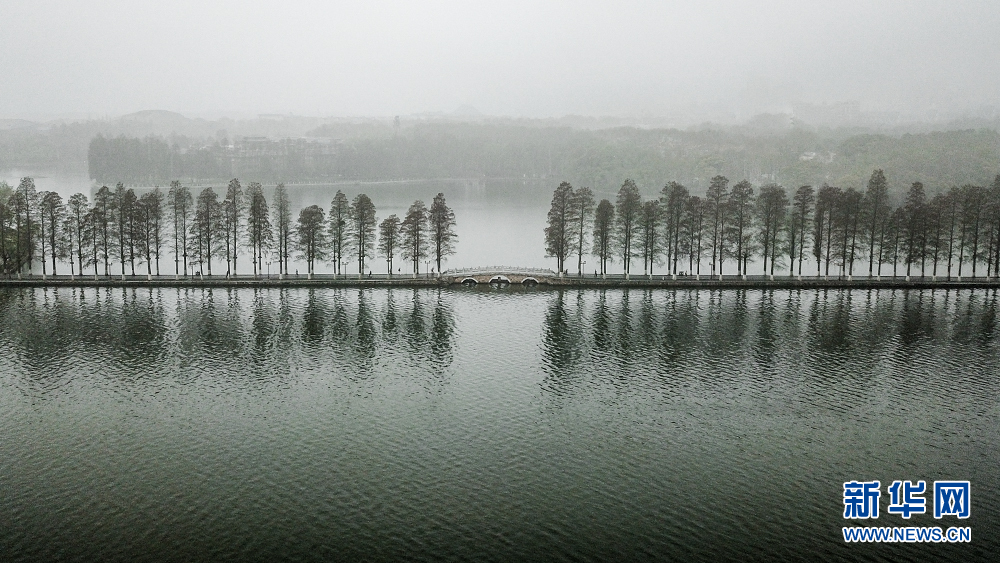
[1,287,998,562]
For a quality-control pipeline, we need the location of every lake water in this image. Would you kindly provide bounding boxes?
[1,287,998,561]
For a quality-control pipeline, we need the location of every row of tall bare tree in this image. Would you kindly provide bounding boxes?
[546,171,1000,279]
[0,178,457,278]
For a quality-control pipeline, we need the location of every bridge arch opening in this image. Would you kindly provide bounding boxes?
[522,277,539,286]
[489,276,511,287]
[461,278,478,286]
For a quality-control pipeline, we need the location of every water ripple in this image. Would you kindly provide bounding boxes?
[0,287,997,561]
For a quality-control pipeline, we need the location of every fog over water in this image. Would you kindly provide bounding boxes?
[2,1,999,122]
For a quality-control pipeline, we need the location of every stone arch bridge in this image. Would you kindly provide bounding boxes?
[442,267,559,286]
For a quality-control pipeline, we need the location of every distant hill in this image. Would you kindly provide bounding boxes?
[118,110,192,127]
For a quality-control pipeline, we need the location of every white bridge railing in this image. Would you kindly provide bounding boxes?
[443,266,557,276]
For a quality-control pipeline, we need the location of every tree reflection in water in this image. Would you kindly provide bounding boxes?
[0,287,457,396]
[540,288,1000,404]
[1,286,997,402]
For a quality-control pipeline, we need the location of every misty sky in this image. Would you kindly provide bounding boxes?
[3,1,999,120]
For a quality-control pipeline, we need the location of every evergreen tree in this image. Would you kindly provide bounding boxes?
[429,193,457,274]
[37,192,50,277]
[296,205,326,276]
[351,194,377,275]
[59,212,74,277]
[957,184,987,278]
[814,185,840,277]
[66,193,89,277]
[135,192,157,277]
[864,169,890,276]
[638,200,661,276]
[885,207,906,276]
[223,178,244,275]
[39,191,63,277]
[167,181,192,277]
[544,182,574,274]
[660,181,688,276]
[273,183,291,276]
[837,188,864,277]
[683,195,706,277]
[592,199,614,276]
[756,184,788,277]
[112,183,128,276]
[85,207,100,277]
[378,214,402,274]
[17,177,36,272]
[245,182,272,276]
[926,193,948,279]
[902,182,927,278]
[9,190,28,274]
[400,200,428,276]
[192,187,221,275]
[571,186,595,275]
[789,185,814,277]
[328,190,350,275]
[93,185,114,276]
[124,188,139,275]
[140,188,164,276]
[0,183,13,275]
[986,174,1000,276]
[614,179,642,278]
[705,175,729,278]
[728,180,755,276]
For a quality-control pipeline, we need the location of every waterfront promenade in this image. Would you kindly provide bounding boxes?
[2,271,999,290]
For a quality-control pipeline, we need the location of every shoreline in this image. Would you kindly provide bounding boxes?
[2,274,999,290]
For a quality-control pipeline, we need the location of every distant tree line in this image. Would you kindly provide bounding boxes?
[546,170,1000,280]
[85,126,1000,193]
[0,178,457,278]
[88,135,340,186]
